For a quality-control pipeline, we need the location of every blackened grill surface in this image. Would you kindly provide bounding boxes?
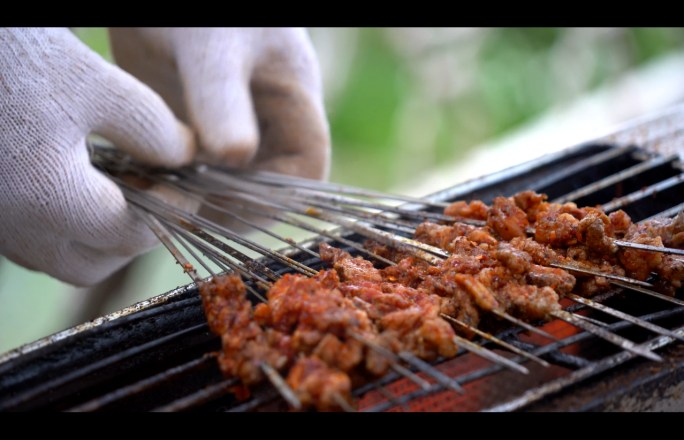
[1,143,683,412]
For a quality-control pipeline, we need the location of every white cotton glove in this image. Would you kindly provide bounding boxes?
[108,28,331,227]
[0,28,197,286]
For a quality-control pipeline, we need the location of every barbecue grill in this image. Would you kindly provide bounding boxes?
[3,104,684,412]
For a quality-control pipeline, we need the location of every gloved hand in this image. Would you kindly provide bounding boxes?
[108,28,331,227]
[0,28,197,286]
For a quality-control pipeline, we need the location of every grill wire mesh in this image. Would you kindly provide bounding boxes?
[2,136,684,412]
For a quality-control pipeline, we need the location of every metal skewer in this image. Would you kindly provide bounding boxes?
[345,331,440,392]
[490,309,561,343]
[572,313,611,328]
[397,352,466,394]
[201,192,398,266]
[121,183,317,278]
[440,314,550,367]
[259,362,302,410]
[164,221,272,292]
[203,165,452,208]
[168,228,217,278]
[132,206,202,284]
[610,280,684,308]
[219,189,448,264]
[525,225,684,257]
[550,262,654,287]
[549,310,663,362]
[612,240,684,257]
[562,292,684,342]
[451,334,530,375]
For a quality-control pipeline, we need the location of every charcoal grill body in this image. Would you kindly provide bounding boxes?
[2,105,684,412]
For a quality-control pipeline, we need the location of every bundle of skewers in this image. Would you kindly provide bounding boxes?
[90,144,684,412]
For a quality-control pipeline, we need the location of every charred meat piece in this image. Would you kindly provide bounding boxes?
[415,222,498,248]
[627,212,684,249]
[618,233,664,281]
[578,211,618,254]
[495,242,532,275]
[497,284,561,322]
[320,242,382,283]
[526,264,576,294]
[488,197,530,240]
[364,239,412,264]
[258,273,374,372]
[608,210,632,237]
[546,202,602,220]
[657,255,684,290]
[200,275,291,387]
[444,200,490,220]
[341,277,458,360]
[513,191,548,223]
[286,356,352,412]
[380,257,429,288]
[454,274,501,312]
[509,236,562,265]
[534,211,580,247]
[447,236,497,264]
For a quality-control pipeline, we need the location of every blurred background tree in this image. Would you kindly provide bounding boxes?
[2,27,684,354]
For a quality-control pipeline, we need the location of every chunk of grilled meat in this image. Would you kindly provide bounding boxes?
[513,190,548,223]
[627,212,684,249]
[256,272,374,373]
[415,221,498,248]
[444,200,489,220]
[488,196,530,241]
[578,211,619,254]
[534,211,580,247]
[320,242,382,283]
[618,233,664,281]
[200,275,291,387]
[286,356,352,412]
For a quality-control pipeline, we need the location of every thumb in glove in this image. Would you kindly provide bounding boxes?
[0,28,196,286]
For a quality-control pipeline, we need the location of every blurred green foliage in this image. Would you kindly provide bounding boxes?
[72,27,684,192]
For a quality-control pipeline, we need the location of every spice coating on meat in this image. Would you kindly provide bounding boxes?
[534,211,580,247]
[657,255,684,290]
[497,284,561,322]
[495,242,532,275]
[509,237,562,265]
[415,222,498,248]
[578,211,618,254]
[286,356,352,412]
[513,191,548,222]
[627,212,684,249]
[454,274,501,312]
[525,264,576,294]
[340,279,458,360]
[380,257,428,288]
[488,197,530,240]
[618,233,663,281]
[444,200,489,220]
[200,275,291,387]
[320,242,382,283]
[259,273,374,372]
[608,210,632,237]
